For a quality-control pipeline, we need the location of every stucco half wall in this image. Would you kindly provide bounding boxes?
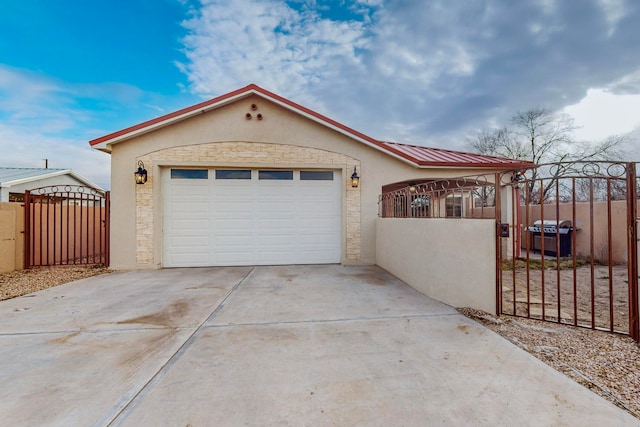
[376,217,496,313]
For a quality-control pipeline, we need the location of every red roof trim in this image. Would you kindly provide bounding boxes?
[242,85,389,149]
[89,85,258,146]
[88,83,535,169]
[89,83,386,149]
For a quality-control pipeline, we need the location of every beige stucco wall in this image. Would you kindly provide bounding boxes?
[107,94,510,269]
[517,200,639,263]
[0,202,24,273]
[376,217,496,313]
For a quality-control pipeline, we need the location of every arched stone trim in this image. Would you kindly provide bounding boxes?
[135,141,361,265]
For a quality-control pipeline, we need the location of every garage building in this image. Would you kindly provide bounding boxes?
[90,84,527,269]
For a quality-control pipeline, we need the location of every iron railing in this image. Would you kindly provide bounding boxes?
[498,161,639,341]
[24,185,110,268]
[378,173,500,219]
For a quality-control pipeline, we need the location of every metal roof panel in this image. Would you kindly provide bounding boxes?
[379,142,534,168]
[0,168,66,185]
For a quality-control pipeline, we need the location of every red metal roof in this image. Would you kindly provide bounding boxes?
[378,141,534,168]
[88,84,534,169]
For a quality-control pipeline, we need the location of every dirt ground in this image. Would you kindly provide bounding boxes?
[460,308,640,419]
[501,264,631,333]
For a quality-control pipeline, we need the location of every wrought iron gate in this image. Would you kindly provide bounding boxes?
[497,162,639,341]
[24,185,110,268]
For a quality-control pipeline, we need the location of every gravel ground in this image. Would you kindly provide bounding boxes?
[459,307,640,419]
[0,265,111,301]
[1,267,638,418]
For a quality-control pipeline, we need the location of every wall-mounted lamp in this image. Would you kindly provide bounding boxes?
[409,184,416,193]
[351,166,360,188]
[135,160,148,185]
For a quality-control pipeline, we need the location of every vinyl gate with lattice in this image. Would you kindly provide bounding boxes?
[24,185,110,268]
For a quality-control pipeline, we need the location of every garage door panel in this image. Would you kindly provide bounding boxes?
[213,201,253,210]
[168,187,208,200]
[298,219,339,230]
[298,199,336,208]
[256,193,294,203]
[298,203,338,214]
[299,195,336,204]
[214,235,254,246]
[215,252,255,265]
[257,202,296,212]
[257,218,297,229]
[169,203,208,215]
[214,192,253,202]
[169,235,209,247]
[295,234,337,245]
[296,255,335,264]
[258,251,298,264]
[257,235,298,247]
[168,181,208,190]
[170,219,209,231]
[167,244,209,254]
[212,213,254,223]
[214,217,254,228]
[169,253,209,265]
[164,168,341,267]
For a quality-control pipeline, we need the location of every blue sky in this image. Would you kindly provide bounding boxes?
[2,0,640,189]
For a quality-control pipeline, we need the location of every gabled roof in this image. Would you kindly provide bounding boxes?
[0,167,103,190]
[89,84,534,169]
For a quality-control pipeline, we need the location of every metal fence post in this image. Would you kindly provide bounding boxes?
[627,163,639,341]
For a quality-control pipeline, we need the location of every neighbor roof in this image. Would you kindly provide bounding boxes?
[89,84,534,169]
[0,167,102,190]
[0,167,65,185]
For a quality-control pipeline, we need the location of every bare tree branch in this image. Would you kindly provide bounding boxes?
[466,107,634,202]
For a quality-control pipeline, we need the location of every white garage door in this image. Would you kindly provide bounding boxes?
[163,168,342,267]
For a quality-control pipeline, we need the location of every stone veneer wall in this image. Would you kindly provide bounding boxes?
[135,141,361,265]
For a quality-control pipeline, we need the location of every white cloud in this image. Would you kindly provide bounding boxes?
[0,67,77,132]
[537,0,559,14]
[0,64,193,190]
[178,0,495,141]
[177,0,640,149]
[608,68,640,94]
[0,123,111,189]
[596,0,628,36]
[178,0,372,107]
[0,66,114,189]
[563,88,640,140]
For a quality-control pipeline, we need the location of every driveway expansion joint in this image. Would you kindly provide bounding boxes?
[3,265,637,426]
[205,312,463,328]
[105,267,255,426]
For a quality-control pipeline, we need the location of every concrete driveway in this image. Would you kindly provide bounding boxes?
[0,265,636,426]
